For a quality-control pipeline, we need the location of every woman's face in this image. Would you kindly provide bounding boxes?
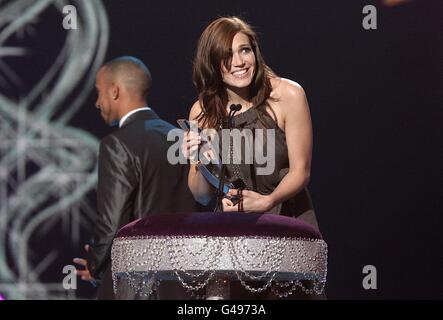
[221,32,256,90]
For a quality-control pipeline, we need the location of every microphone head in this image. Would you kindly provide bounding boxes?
[230,104,242,111]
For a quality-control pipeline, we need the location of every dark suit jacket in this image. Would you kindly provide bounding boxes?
[87,109,197,284]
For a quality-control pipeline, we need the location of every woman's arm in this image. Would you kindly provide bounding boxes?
[268,79,313,206]
[224,79,312,212]
[183,101,215,205]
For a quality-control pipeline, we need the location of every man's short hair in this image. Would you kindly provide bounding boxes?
[102,56,152,100]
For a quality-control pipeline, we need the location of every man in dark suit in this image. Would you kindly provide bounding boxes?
[73,56,197,299]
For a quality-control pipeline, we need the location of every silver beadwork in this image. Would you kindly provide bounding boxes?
[111,235,327,298]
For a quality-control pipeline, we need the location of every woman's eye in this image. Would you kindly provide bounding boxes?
[241,47,252,54]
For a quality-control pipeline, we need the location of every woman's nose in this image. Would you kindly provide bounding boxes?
[232,52,245,67]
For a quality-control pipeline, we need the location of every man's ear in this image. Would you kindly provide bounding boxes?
[111,83,120,100]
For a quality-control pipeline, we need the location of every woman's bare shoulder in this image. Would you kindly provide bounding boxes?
[189,100,203,120]
[271,77,305,100]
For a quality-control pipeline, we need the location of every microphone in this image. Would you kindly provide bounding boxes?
[222,104,242,128]
[214,104,242,212]
[227,104,241,129]
[230,104,242,112]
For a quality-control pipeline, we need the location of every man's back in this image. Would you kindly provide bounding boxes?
[89,109,197,294]
[104,109,197,226]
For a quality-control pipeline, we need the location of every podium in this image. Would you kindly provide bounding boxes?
[111,212,327,299]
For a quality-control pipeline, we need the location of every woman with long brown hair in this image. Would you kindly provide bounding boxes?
[182,16,320,232]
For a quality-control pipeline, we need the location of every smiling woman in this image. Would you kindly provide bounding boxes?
[191,16,274,130]
[221,32,256,92]
[180,16,323,299]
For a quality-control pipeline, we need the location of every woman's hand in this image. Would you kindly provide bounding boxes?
[181,130,202,163]
[181,130,217,164]
[222,189,275,213]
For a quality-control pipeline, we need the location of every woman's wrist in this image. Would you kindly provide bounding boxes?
[264,193,277,211]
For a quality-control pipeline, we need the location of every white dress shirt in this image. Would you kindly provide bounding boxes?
[119,107,151,128]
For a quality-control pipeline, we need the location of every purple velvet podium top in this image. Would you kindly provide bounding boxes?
[111,212,328,298]
[116,212,322,239]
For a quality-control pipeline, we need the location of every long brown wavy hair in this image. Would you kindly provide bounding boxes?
[192,16,277,129]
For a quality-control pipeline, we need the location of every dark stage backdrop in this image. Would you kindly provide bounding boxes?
[0,0,442,299]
